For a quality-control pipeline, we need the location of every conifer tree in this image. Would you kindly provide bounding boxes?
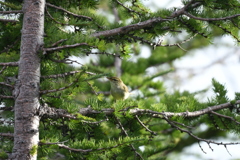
[0,0,239,159]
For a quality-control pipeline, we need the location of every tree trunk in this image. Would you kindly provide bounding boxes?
[9,0,45,159]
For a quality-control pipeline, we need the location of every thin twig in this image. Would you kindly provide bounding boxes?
[115,0,142,16]
[163,115,240,146]
[0,82,14,88]
[135,115,157,135]
[40,79,78,94]
[0,66,7,74]
[115,117,144,160]
[43,43,90,54]
[210,111,240,125]
[46,3,92,20]
[184,11,240,21]
[41,71,82,79]
[51,39,67,47]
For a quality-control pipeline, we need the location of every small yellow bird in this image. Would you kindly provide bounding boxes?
[107,77,130,100]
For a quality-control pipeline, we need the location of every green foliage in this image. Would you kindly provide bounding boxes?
[0,150,8,159]
[208,78,229,105]
[0,0,240,159]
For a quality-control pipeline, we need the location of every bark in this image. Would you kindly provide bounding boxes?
[9,0,45,159]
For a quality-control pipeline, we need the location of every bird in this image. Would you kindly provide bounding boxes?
[107,77,130,100]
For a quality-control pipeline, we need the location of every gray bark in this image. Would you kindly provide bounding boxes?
[9,0,45,159]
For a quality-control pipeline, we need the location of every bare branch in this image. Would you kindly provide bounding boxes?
[130,100,240,117]
[43,43,90,54]
[92,17,171,37]
[0,18,18,23]
[135,115,157,135]
[183,12,240,21]
[0,95,14,99]
[115,0,142,16]
[0,10,22,14]
[45,7,67,25]
[0,62,19,66]
[51,39,67,47]
[0,66,7,74]
[0,133,14,137]
[0,82,14,88]
[163,115,240,147]
[210,111,240,125]
[198,141,207,154]
[115,117,144,160]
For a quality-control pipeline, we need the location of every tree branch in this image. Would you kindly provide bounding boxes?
[0,66,7,74]
[41,71,82,79]
[43,43,90,54]
[115,117,144,160]
[40,78,78,94]
[0,10,22,14]
[92,17,171,37]
[135,115,157,135]
[183,12,240,21]
[129,100,240,117]
[0,82,14,88]
[40,139,142,153]
[163,115,240,147]
[92,0,200,38]
[0,18,19,23]
[0,133,14,137]
[0,95,14,99]
[46,3,92,20]
[0,62,19,66]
